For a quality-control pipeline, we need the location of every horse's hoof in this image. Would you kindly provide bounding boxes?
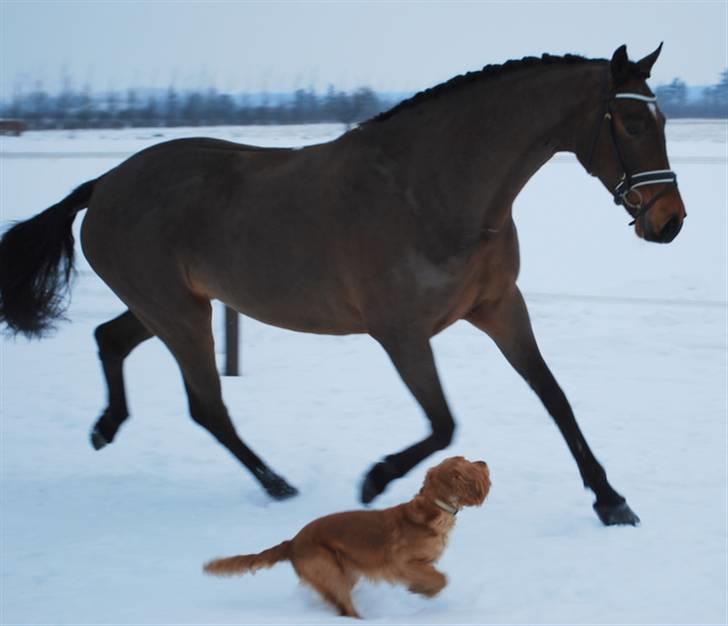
[255,467,298,500]
[90,427,109,451]
[90,410,121,450]
[594,500,641,526]
[361,460,398,504]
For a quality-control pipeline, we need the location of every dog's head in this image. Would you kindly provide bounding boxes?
[421,456,491,509]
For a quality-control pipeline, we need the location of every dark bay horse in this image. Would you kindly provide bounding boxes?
[0,45,685,526]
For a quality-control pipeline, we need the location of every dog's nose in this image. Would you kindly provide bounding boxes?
[475,460,488,467]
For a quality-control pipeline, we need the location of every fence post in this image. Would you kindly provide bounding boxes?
[224,305,240,376]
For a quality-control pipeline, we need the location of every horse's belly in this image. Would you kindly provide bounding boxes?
[192,264,367,336]
[226,299,367,336]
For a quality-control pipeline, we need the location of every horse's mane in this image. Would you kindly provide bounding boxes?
[367,53,606,124]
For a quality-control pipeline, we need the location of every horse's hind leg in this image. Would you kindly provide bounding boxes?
[91,309,152,449]
[137,295,297,500]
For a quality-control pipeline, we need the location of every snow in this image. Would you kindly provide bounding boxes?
[1,121,726,624]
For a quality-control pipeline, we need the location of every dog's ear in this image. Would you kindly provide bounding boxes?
[422,458,460,500]
[422,463,450,498]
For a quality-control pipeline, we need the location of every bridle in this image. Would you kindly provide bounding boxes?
[585,82,678,226]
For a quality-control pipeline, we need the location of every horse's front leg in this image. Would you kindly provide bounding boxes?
[467,286,640,526]
[361,327,456,503]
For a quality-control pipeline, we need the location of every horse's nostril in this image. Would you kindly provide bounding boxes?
[659,216,682,243]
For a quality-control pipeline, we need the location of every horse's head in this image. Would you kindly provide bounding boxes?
[581,44,686,243]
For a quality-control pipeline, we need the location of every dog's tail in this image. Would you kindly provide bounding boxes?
[203,540,292,577]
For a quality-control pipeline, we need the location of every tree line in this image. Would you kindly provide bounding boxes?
[2,70,726,130]
[654,69,727,118]
[0,84,387,130]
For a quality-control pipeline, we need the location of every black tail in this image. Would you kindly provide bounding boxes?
[0,179,97,337]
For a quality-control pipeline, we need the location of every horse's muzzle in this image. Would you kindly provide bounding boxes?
[636,188,686,244]
[656,215,683,243]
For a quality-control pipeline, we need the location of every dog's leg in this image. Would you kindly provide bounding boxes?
[401,561,447,597]
[293,549,360,618]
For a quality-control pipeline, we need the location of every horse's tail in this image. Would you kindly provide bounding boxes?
[0,179,97,338]
[203,540,292,577]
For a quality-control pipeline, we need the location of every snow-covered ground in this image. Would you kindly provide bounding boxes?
[1,121,726,624]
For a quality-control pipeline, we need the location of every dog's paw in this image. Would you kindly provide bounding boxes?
[360,460,398,504]
[408,583,446,598]
[407,572,448,597]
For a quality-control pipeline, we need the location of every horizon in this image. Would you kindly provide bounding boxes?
[0,76,721,95]
[0,74,719,106]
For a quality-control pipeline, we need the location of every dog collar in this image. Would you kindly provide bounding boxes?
[433,498,459,516]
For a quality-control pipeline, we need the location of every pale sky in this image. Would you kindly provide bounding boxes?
[1,1,726,98]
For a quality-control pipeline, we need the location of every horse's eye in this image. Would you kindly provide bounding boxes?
[624,120,645,137]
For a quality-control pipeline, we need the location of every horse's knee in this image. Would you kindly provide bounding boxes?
[431,420,455,449]
[188,404,236,441]
[188,403,214,431]
[189,410,206,429]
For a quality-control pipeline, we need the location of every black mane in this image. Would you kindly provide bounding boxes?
[368,53,605,124]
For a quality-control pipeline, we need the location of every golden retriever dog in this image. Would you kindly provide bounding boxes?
[204,456,490,618]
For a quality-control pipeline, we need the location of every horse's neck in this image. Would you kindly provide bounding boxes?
[372,63,605,230]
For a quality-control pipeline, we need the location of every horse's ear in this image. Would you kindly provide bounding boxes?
[636,42,663,78]
[610,45,630,85]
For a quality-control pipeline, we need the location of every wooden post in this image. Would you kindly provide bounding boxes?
[224,305,240,376]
